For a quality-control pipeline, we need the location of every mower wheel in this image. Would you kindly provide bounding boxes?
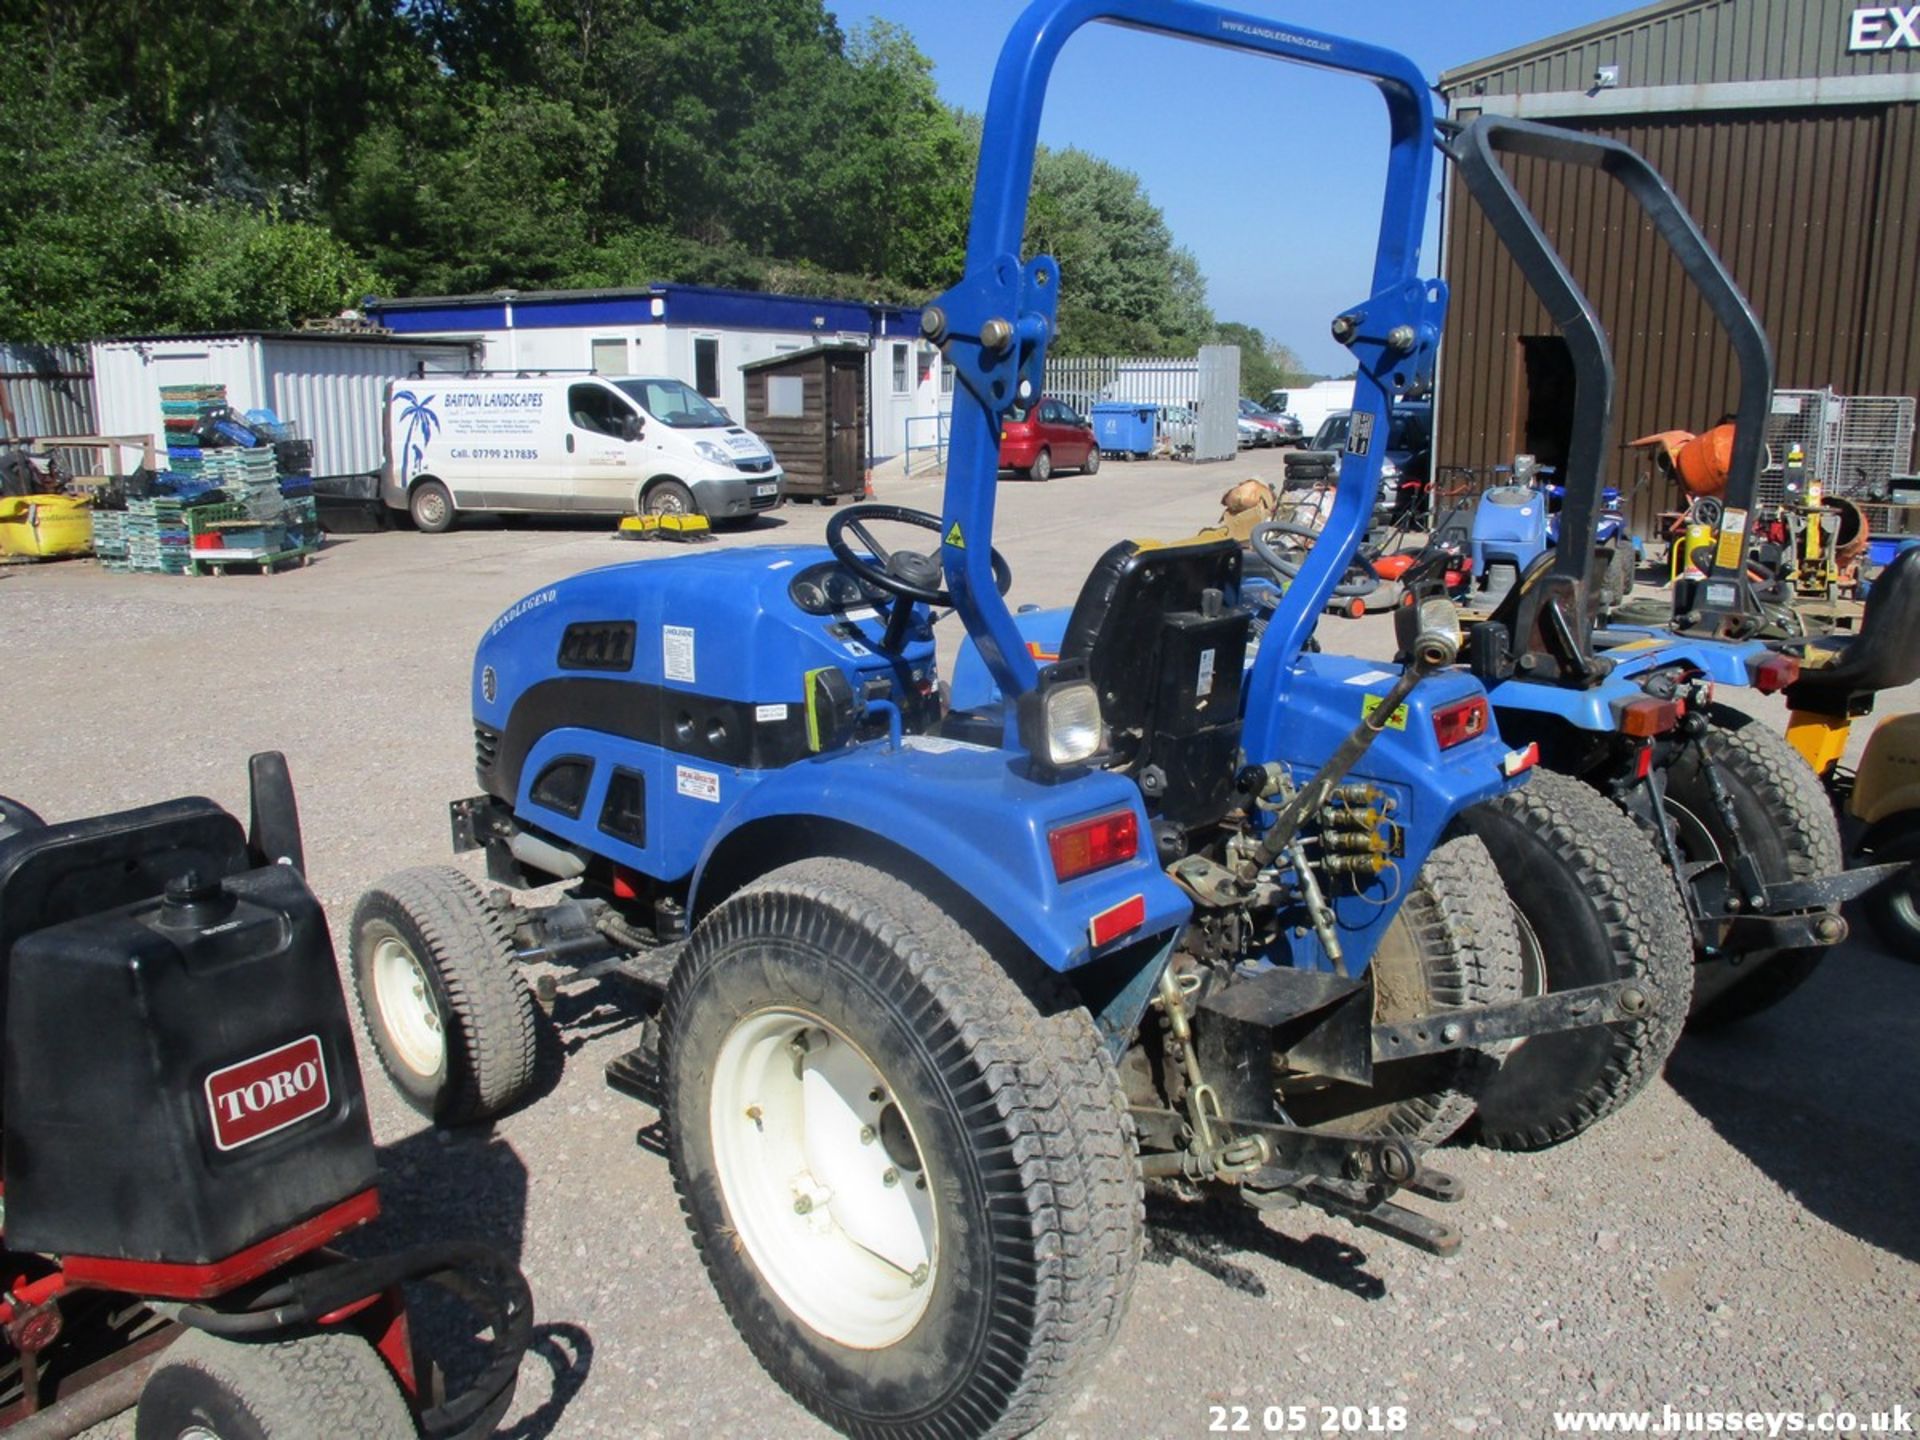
[136,1329,414,1440]
[1857,815,1920,957]
[1285,834,1525,1146]
[1599,544,1636,610]
[1670,704,1846,1029]
[1457,769,1691,1152]
[350,866,538,1125]
[665,858,1140,1438]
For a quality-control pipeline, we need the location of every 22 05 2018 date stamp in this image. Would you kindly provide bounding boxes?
[1208,1404,1410,1433]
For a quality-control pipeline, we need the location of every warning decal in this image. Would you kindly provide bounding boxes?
[944,522,966,549]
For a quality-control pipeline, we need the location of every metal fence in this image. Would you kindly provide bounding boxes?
[1046,348,1241,462]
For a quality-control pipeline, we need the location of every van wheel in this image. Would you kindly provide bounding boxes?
[409,481,455,534]
[645,480,696,517]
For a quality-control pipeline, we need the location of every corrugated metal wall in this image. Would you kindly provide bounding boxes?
[263,338,472,475]
[0,343,95,452]
[1437,102,1920,533]
[1452,0,1920,95]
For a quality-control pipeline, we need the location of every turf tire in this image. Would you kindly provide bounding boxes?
[135,1329,414,1440]
[350,866,539,1125]
[1458,769,1692,1151]
[665,858,1141,1439]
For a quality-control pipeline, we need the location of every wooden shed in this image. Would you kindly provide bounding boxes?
[741,343,868,502]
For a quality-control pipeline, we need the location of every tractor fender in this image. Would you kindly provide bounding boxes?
[689,737,1189,975]
[1488,636,1761,733]
[1851,713,1920,826]
[1595,631,1768,688]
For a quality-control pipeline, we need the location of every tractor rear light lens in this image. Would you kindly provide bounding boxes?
[1049,810,1139,882]
[1088,894,1146,948]
[1432,697,1490,750]
[1748,653,1800,694]
[1634,745,1655,780]
[1618,697,1680,737]
[1040,680,1105,766]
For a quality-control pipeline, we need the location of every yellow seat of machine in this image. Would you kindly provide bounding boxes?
[0,494,93,559]
[618,512,713,543]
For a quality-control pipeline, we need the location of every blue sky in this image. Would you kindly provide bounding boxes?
[823,1,1625,373]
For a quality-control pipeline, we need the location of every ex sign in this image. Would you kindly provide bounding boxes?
[1849,5,1920,50]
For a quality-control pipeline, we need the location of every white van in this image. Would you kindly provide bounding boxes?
[380,373,785,532]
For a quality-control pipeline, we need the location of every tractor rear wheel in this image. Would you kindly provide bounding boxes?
[1667,704,1846,1029]
[1457,769,1692,1151]
[1857,815,1920,957]
[350,866,539,1125]
[135,1329,414,1440]
[1284,833,1525,1147]
[665,858,1140,1438]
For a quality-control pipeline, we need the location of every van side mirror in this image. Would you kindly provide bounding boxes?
[621,415,644,443]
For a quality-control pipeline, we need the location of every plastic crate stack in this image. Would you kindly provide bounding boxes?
[123,496,192,575]
[92,511,129,570]
[201,447,285,520]
[160,384,226,481]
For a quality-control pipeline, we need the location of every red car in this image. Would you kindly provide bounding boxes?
[999,396,1100,480]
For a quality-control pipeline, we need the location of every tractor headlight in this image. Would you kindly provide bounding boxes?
[695,441,733,467]
[1018,662,1106,771]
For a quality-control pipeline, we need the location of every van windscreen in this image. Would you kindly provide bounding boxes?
[615,379,731,429]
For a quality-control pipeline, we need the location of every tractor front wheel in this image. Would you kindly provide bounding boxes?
[665,858,1140,1437]
[1285,833,1525,1147]
[135,1329,414,1440]
[1457,769,1692,1151]
[350,867,539,1125]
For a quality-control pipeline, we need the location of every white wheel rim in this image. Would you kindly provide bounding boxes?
[417,491,445,525]
[709,1009,938,1348]
[372,936,446,1077]
[178,1429,221,1440]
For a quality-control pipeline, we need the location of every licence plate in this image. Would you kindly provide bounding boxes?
[755,483,778,498]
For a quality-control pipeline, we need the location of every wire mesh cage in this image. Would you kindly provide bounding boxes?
[1760,388,1915,513]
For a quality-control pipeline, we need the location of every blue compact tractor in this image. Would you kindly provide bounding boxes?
[1396,116,1900,1069]
[353,6,1664,1436]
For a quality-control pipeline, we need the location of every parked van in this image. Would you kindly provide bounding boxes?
[380,373,785,532]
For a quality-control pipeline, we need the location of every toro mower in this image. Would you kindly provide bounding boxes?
[350,5,1668,1438]
[0,756,530,1438]
[1398,115,1900,1048]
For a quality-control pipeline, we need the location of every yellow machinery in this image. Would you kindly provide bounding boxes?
[617,512,713,543]
[0,494,92,560]
[1781,546,1920,952]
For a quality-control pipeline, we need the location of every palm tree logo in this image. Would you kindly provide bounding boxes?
[395,390,440,484]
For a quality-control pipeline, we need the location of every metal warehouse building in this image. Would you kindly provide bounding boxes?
[1436,0,1920,531]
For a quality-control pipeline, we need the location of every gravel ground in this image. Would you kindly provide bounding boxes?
[11,452,1915,1439]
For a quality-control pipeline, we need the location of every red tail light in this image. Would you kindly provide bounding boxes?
[1048,810,1139,882]
[1749,653,1800,694]
[1432,697,1490,750]
[1619,697,1680,738]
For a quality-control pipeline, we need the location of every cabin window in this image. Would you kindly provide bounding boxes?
[891,342,910,394]
[591,337,628,375]
[767,375,805,419]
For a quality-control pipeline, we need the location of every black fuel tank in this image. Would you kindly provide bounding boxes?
[2,823,376,1266]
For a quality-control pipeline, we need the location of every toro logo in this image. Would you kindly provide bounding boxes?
[204,1036,331,1152]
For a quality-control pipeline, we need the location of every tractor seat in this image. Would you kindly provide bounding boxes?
[1057,536,1249,826]
[1784,546,1920,712]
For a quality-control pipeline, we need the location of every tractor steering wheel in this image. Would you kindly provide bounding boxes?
[1248,518,1382,601]
[826,503,1011,608]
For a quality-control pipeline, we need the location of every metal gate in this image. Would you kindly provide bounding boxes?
[1194,345,1241,462]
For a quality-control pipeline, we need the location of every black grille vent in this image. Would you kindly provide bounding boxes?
[474,724,501,773]
[735,457,775,474]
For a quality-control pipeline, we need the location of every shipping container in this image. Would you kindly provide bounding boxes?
[89,333,475,478]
